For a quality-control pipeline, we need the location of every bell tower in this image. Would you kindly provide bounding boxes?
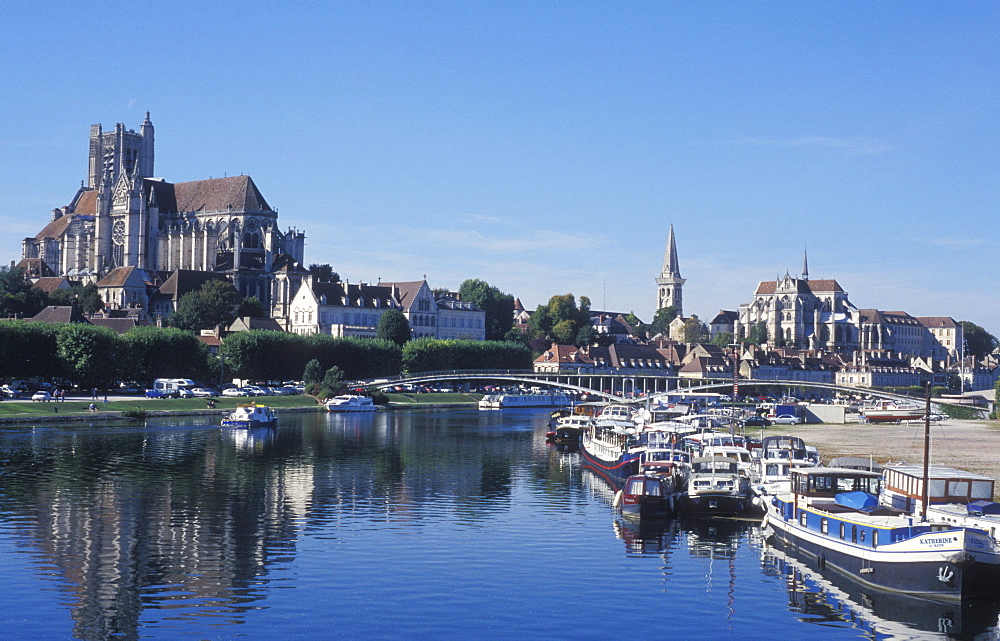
[655,224,685,316]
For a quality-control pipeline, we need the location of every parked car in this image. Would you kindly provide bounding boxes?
[744,416,772,428]
[190,387,218,397]
[31,391,52,402]
[145,389,177,399]
[243,386,270,396]
[771,414,803,425]
[1,385,20,398]
[222,388,250,397]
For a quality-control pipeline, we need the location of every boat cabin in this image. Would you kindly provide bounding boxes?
[882,464,995,512]
[792,467,882,497]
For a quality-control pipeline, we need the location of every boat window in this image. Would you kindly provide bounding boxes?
[820,518,828,535]
[799,511,808,527]
[839,522,845,539]
[851,525,857,543]
[645,481,662,497]
[627,479,644,494]
[872,530,878,548]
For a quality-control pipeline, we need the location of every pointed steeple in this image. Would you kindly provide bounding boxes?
[655,223,686,316]
[662,224,681,278]
[802,246,809,281]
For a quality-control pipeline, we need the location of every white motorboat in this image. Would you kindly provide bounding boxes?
[221,404,277,428]
[325,395,377,412]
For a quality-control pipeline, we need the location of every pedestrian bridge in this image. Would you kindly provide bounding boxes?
[357,369,954,410]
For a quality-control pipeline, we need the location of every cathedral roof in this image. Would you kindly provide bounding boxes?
[173,175,271,213]
[73,190,98,215]
[754,278,844,296]
[33,214,75,240]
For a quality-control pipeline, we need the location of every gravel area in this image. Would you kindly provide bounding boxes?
[779,418,1000,480]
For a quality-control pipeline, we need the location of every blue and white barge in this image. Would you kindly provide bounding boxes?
[763,467,1000,600]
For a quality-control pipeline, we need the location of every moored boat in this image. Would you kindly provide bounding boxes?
[580,420,642,479]
[682,455,751,516]
[478,390,573,410]
[221,403,277,428]
[325,395,377,412]
[763,467,1000,600]
[616,472,679,520]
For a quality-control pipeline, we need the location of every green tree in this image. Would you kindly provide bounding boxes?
[960,321,998,359]
[650,306,678,337]
[458,279,515,341]
[308,264,339,283]
[120,326,210,382]
[748,321,768,346]
[376,309,411,345]
[235,296,265,318]
[574,324,595,347]
[0,320,61,379]
[56,324,121,387]
[321,365,345,398]
[49,283,104,315]
[681,315,709,344]
[528,294,589,343]
[303,358,324,386]
[712,331,734,348]
[170,279,242,331]
[0,266,47,318]
[624,312,646,340]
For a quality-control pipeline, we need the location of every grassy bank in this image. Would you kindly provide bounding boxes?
[0,394,323,419]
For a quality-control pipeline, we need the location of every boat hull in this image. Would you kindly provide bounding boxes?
[580,445,640,479]
[764,510,1000,599]
[682,491,749,516]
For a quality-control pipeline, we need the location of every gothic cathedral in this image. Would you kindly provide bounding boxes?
[20,114,306,314]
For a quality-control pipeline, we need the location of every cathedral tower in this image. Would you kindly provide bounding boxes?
[655,224,685,316]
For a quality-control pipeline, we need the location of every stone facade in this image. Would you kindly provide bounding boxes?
[20,114,305,320]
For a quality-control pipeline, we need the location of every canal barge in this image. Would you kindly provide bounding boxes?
[763,467,1000,600]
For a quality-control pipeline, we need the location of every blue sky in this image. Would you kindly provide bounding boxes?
[2,2,998,335]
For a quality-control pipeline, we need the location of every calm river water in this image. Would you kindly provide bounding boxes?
[0,407,998,640]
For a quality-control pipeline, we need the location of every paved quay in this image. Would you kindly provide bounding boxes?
[784,418,1000,481]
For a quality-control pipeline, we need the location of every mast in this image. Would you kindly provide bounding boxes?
[921,382,931,521]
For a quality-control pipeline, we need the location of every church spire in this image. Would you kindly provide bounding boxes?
[662,223,681,277]
[655,223,686,316]
[802,246,809,281]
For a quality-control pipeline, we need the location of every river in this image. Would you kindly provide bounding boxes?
[0,407,997,640]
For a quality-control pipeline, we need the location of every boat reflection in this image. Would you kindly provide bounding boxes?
[763,542,1000,640]
[222,425,277,452]
[613,516,680,556]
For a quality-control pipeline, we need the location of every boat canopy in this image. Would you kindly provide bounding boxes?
[968,500,1000,516]
[835,491,879,510]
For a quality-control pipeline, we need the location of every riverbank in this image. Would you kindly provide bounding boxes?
[781,418,1000,480]
[0,391,484,425]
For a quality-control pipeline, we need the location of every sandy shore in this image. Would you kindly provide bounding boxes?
[780,418,1000,480]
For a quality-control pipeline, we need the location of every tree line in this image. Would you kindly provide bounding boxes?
[0,320,533,389]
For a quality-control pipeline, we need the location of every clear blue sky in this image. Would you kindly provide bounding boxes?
[2,2,997,335]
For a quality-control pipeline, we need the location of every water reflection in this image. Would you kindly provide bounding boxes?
[0,409,560,640]
[763,542,1000,640]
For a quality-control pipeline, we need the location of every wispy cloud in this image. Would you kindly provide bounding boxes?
[738,136,890,155]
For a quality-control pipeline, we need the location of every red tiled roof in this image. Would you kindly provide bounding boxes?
[174,175,271,213]
[754,279,844,295]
